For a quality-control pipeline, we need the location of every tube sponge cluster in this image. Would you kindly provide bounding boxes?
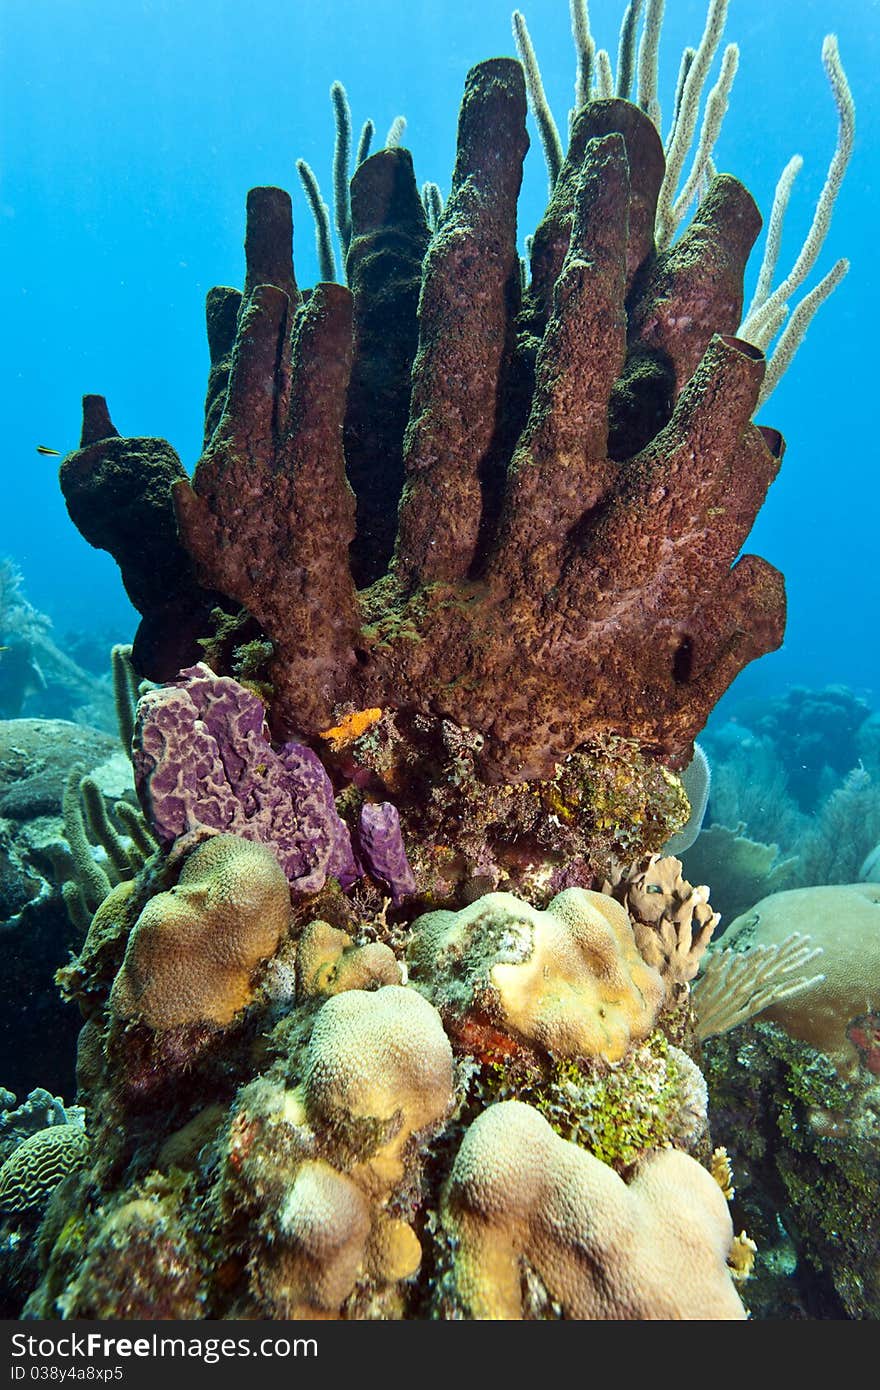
[63,59,789,783]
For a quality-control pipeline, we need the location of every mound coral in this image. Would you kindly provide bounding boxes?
[302,985,454,1180]
[440,1100,745,1319]
[294,920,401,999]
[721,883,880,1082]
[109,833,290,1030]
[407,888,664,1063]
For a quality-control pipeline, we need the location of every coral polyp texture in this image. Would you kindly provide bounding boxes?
[30,0,857,1325]
[407,888,665,1062]
[109,833,290,1030]
[439,1100,746,1319]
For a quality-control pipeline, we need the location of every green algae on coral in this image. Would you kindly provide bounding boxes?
[479,1029,707,1173]
[704,1021,880,1319]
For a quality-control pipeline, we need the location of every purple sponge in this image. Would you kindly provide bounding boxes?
[355,801,417,905]
[133,663,358,895]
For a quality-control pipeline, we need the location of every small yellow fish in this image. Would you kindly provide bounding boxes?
[36,445,61,457]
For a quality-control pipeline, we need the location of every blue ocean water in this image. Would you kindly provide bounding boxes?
[0,0,874,691]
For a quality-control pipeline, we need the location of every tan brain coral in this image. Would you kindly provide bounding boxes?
[407,888,664,1062]
[303,985,455,1185]
[110,833,290,1029]
[723,882,880,1081]
[265,1158,423,1318]
[441,1100,746,1319]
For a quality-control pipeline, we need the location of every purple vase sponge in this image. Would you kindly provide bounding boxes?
[133,663,358,895]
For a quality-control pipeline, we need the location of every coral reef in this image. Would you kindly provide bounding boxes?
[742,684,873,811]
[438,1100,745,1319]
[0,718,134,1098]
[686,689,880,915]
[22,834,757,1321]
[719,883,880,1083]
[22,0,856,1326]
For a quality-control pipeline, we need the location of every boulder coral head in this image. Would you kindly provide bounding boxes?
[61,58,788,783]
[109,833,290,1030]
[407,887,665,1063]
[440,1100,746,1319]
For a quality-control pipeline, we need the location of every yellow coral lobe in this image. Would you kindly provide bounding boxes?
[318,707,383,749]
[728,1231,758,1283]
[711,1145,735,1201]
